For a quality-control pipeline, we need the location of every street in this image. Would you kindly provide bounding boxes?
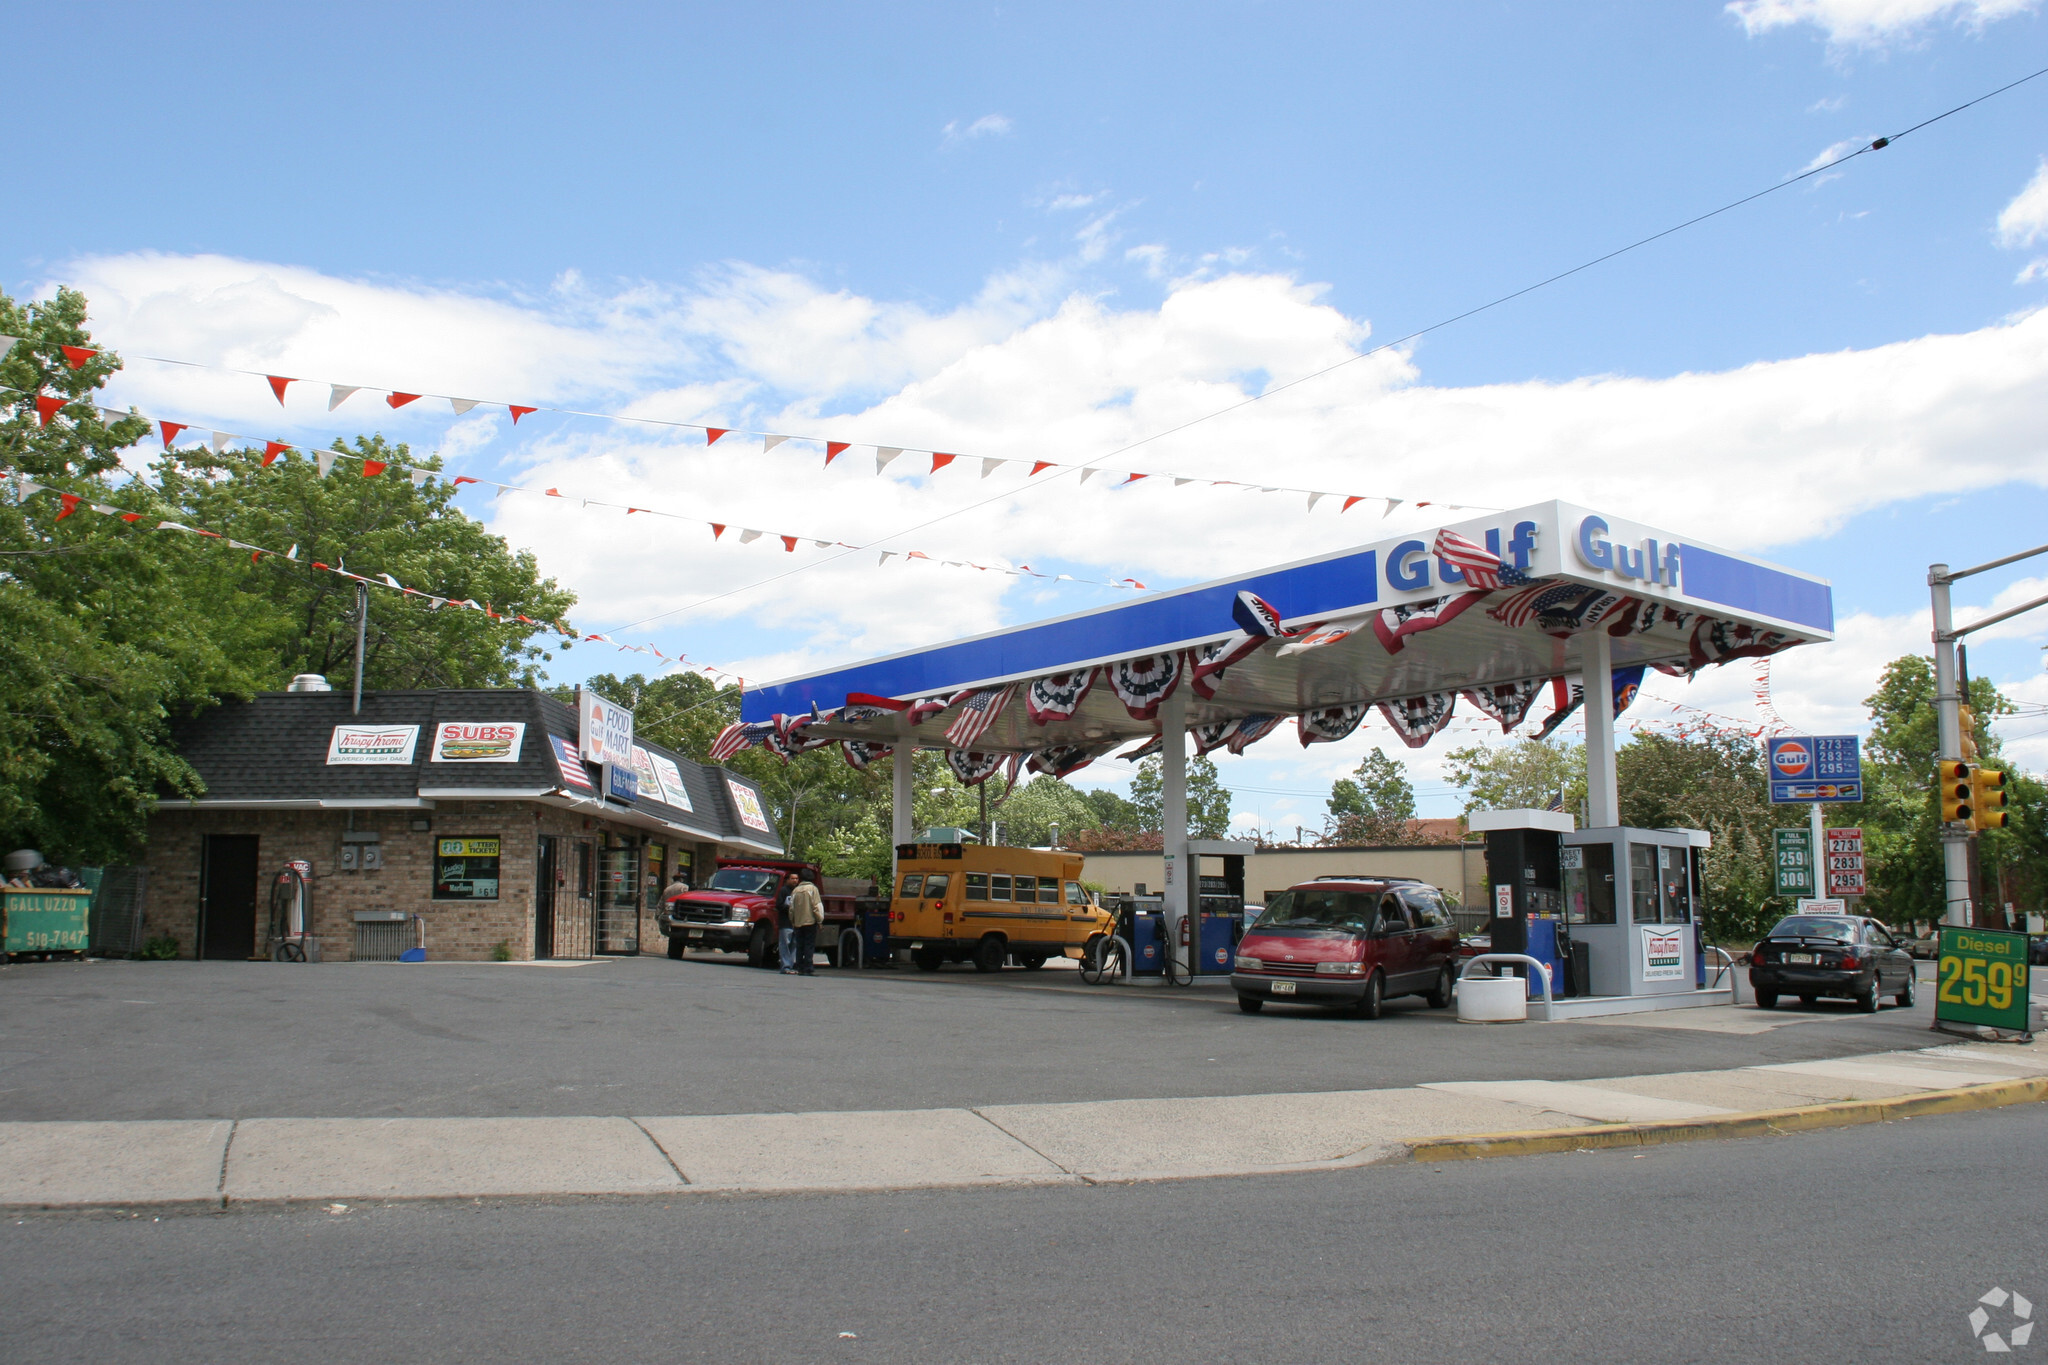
[3,1099,2040,1364]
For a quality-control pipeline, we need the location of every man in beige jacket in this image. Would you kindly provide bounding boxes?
[788,872,825,977]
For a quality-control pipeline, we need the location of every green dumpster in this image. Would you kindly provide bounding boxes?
[3,888,92,958]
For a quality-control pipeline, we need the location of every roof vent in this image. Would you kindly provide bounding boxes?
[287,674,334,693]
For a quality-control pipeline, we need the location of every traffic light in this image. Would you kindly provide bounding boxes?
[1958,705,1980,762]
[1971,767,2008,831]
[1938,760,1973,824]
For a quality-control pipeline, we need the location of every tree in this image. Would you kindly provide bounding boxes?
[1442,738,1586,816]
[1323,748,1418,844]
[1127,754,1233,838]
[993,775,1103,848]
[1079,787,1143,831]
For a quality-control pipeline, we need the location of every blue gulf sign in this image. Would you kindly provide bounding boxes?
[1768,735,1861,804]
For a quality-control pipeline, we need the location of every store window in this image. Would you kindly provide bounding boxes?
[434,837,502,900]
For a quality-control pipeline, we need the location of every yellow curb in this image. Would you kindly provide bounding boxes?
[1406,1074,2048,1162]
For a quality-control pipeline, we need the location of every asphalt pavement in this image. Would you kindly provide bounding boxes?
[0,953,1952,1121]
[4,1099,2040,1364]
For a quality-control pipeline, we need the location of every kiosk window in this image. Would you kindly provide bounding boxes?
[1659,846,1692,923]
[923,874,950,901]
[1563,844,1615,925]
[1064,881,1083,904]
[991,875,1013,902]
[898,873,924,899]
[964,873,989,900]
[434,837,502,901]
[1629,845,1660,923]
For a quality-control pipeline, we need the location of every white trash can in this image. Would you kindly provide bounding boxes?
[1457,973,1527,1024]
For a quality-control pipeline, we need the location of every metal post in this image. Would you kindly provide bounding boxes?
[1584,630,1619,827]
[1161,680,1190,977]
[351,580,368,715]
[1808,802,1824,902]
[1930,565,1972,927]
[890,737,915,846]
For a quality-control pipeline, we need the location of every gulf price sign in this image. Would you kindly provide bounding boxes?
[1769,735,1862,805]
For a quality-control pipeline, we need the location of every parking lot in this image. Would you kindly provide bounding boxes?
[0,950,1957,1123]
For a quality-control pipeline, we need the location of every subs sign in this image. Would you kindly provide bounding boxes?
[1768,735,1862,804]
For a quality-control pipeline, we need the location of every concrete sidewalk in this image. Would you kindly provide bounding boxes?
[3,1036,2041,1210]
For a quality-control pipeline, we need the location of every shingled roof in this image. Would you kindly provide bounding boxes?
[164,689,783,854]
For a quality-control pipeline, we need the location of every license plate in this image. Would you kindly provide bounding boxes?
[1271,980,1297,995]
[687,928,703,938]
[1788,953,1813,964]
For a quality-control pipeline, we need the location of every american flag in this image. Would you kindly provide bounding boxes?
[943,684,1016,748]
[1432,529,1509,591]
[1487,579,1572,629]
[709,722,759,763]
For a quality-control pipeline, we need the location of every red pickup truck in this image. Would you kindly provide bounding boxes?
[656,858,870,968]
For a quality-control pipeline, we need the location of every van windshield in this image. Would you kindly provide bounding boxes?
[1253,889,1374,932]
[707,869,780,895]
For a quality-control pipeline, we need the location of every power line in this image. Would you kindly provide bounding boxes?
[606,63,2048,639]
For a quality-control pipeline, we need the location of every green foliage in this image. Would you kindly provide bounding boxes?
[992,775,1103,848]
[1324,747,1420,843]
[1127,754,1233,838]
[1080,787,1143,831]
[1442,738,1586,816]
[1614,731,1780,942]
[491,939,513,962]
[136,933,180,960]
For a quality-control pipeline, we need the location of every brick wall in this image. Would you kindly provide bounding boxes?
[143,802,710,962]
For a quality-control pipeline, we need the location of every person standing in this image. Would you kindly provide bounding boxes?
[775,871,799,974]
[789,872,824,977]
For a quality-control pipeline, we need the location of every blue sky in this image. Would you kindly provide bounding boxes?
[8,1,2048,826]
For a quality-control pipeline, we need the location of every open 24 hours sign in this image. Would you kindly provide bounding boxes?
[1935,928,2031,1033]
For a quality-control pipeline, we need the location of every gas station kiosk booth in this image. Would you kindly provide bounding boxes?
[724,499,1830,1014]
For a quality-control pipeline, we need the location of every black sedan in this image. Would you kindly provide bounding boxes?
[1749,914,1916,1013]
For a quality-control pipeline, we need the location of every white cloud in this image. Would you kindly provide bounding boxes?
[1801,136,1875,174]
[1728,0,2038,45]
[941,114,1013,148]
[1997,159,2048,249]
[1046,192,1103,212]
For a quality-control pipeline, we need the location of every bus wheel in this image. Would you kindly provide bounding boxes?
[912,947,945,972]
[972,936,1007,973]
[1017,952,1048,970]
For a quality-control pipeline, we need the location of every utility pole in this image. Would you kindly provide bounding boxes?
[352,580,369,716]
[1929,546,2048,925]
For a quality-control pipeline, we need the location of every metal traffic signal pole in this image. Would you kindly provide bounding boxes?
[1930,547,2048,925]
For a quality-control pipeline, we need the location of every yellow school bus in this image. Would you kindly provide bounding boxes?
[889,841,1112,974]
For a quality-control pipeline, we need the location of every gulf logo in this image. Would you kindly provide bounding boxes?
[1771,740,1813,779]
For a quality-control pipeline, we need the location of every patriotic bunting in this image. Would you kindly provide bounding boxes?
[945,750,1006,786]
[1377,692,1458,749]
[1298,703,1368,746]
[1027,743,1110,778]
[841,739,893,771]
[1370,590,1488,654]
[1106,653,1182,720]
[1532,678,1584,742]
[1688,618,1803,670]
[1461,679,1546,733]
[905,696,953,727]
[1224,714,1285,755]
[1024,670,1097,724]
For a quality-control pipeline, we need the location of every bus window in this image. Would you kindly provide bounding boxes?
[1064,881,1083,904]
[924,874,950,901]
[964,873,989,901]
[991,875,1012,902]
[1039,879,1060,903]
[1014,876,1036,902]
[898,873,924,898]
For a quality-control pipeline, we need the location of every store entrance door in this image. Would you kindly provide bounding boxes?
[535,836,559,959]
[199,835,260,960]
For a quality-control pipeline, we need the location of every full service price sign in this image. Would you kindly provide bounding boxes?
[1824,827,1866,898]
[1773,828,1815,899]
[1935,927,2031,1033]
[1768,735,1862,805]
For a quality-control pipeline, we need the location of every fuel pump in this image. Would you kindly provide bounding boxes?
[1469,810,1573,997]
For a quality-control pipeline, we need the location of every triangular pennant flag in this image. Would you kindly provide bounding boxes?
[763,434,788,453]
[328,385,361,411]
[449,398,478,415]
[33,394,64,425]
[91,503,118,515]
[1079,468,1097,485]
[1122,473,1147,485]
[409,470,428,488]
[1174,477,1193,487]
[825,441,850,465]
[452,476,479,486]
[1306,492,1326,511]
[1341,495,1365,513]
[930,452,958,473]
[210,431,233,452]
[59,345,96,369]
[267,375,294,405]
[706,428,729,445]
[780,535,798,552]
[316,452,337,478]
[1029,461,1055,476]
[361,460,387,477]
[0,336,19,357]
[879,551,897,565]
[495,484,513,497]
[1382,499,1402,518]
[981,458,1004,479]
[710,523,726,539]
[261,441,289,466]
[876,447,902,472]
[545,488,563,498]
[386,392,421,409]
[508,405,536,423]
[55,493,80,519]
[738,529,763,544]
[123,511,143,523]
[381,573,403,589]
[813,539,830,549]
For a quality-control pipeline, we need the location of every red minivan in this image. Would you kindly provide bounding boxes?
[1232,877,1460,1019]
